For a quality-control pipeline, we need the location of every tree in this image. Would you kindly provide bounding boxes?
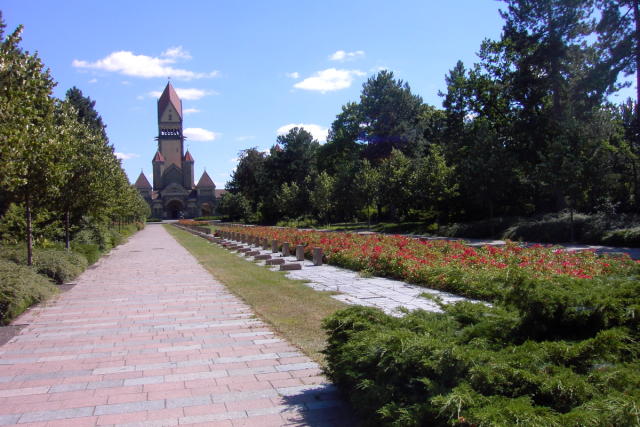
[309,171,335,224]
[226,147,267,211]
[410,145,458,222]
[354,160,380,226]
[378,149,413,220]
[276,182,302,219]
[65,86,108,139]
[218,192,251,222]
[0,20,70,265]
[360,71,426,159]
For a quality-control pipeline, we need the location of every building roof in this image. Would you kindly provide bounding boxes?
[184,150,194,162]
[152,150,165,162]
[214,189,227,198]
[134,172,152,189]
[196,171,215,188]
[157,82,182,120]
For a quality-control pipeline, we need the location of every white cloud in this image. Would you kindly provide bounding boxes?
[293,68,365,93]
[285,72,300,79]
[72,50,219,80]
[121,80,131,85]
[115,152,140,160]
[183,108,201,114]
[235,135,255,142]
[184,127,220,141]
[162,46,191,60]
[88,78,97,83]
[276,123,329,143]
[148,87,215,100]
[329,50,365,62]
[230,157,239,163]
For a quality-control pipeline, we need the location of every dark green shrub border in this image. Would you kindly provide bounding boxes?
[0,259,57,325]
[323,273,640,426]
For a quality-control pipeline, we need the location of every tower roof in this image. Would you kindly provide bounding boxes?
[196,171,215,188]
[134,171,152,189]
[184,150,194,162]
[152,150,165,162]
[157,82,182,120]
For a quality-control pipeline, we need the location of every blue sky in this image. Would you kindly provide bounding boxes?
[3,1,634,187]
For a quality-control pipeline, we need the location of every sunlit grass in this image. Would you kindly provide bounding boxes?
[165,225,346,364]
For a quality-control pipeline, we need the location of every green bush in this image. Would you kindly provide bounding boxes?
[146,217,163,223]
[70,242,101,265]
[601,227,640,247]
[0,258,57,324]
[323,272,640,426]
[0,246,87,284]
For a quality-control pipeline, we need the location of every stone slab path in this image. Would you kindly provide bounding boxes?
[210,236,469,317]
[0,225,352,427]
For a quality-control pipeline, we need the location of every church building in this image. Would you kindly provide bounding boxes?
[135,82,223,219]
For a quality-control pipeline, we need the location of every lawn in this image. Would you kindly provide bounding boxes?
[165,225,346,364]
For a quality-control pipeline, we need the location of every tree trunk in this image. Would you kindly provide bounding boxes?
[634,0,640,116]
[570,205,575,242]
[65,210,71,250]
[25,191,33,266]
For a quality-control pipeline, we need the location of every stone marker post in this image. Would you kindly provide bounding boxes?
[295,245,305,261]
[282,242,290,257]
[312,247,323,266]
[271,240,278,253]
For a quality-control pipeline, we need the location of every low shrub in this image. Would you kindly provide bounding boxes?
[146,217,163,223]
[601,227,640,247]
[0,258,57,324]
[323,279,640,427]
[71,242,101,265]
[0,246,87,284]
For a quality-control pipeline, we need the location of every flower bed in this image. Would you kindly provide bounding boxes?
[215,225,639,301]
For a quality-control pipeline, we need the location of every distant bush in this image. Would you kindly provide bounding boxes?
[0,246,87,284]
[601,227,640,247]
[193,216,222,221]
[0,258,57,324]
[146,217,163,223]
[439,217,518,238]
[502,212,640,246]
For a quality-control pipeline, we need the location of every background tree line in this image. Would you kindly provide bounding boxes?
[222,0,639,237]
[0,14,149,265]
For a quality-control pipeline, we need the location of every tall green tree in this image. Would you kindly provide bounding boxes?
[0,20,70,265]
[359,71,426,159]
[309,171,335,224]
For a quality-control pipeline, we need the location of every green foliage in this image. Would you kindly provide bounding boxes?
[0,246,87,284]
[0,258,57,325]
[218,192,251,222]
[0,203,63,245]
[323,269,640,426]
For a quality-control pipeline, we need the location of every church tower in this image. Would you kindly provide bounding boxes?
[157,82,184,172]
[136,81,224,219]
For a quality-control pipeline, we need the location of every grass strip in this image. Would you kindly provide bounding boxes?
[165,225,347,364]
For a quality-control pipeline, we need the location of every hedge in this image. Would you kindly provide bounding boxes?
[0,259,57,325]
[322,272,640,426]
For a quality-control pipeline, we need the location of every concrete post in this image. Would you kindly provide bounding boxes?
[271,239,278,253]
[295,245,305,261]
[312,247,323,266]
[282,242,290,257]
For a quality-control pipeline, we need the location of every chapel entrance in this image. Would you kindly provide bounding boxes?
[200,202,212,217]
[166,200,184,219]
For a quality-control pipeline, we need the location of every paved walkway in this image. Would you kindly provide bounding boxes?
[207,234,469,317]
[0,225,351,427]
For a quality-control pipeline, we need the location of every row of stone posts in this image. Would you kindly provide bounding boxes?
[214,229,325,270]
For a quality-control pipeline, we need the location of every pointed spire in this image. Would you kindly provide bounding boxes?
[196,171,215,188]
[152,150,165,162]
[157,81,182,120]
[184,150,194,162]
[134,171,152,189]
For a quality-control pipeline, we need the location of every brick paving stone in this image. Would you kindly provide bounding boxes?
[0,225,354,426]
